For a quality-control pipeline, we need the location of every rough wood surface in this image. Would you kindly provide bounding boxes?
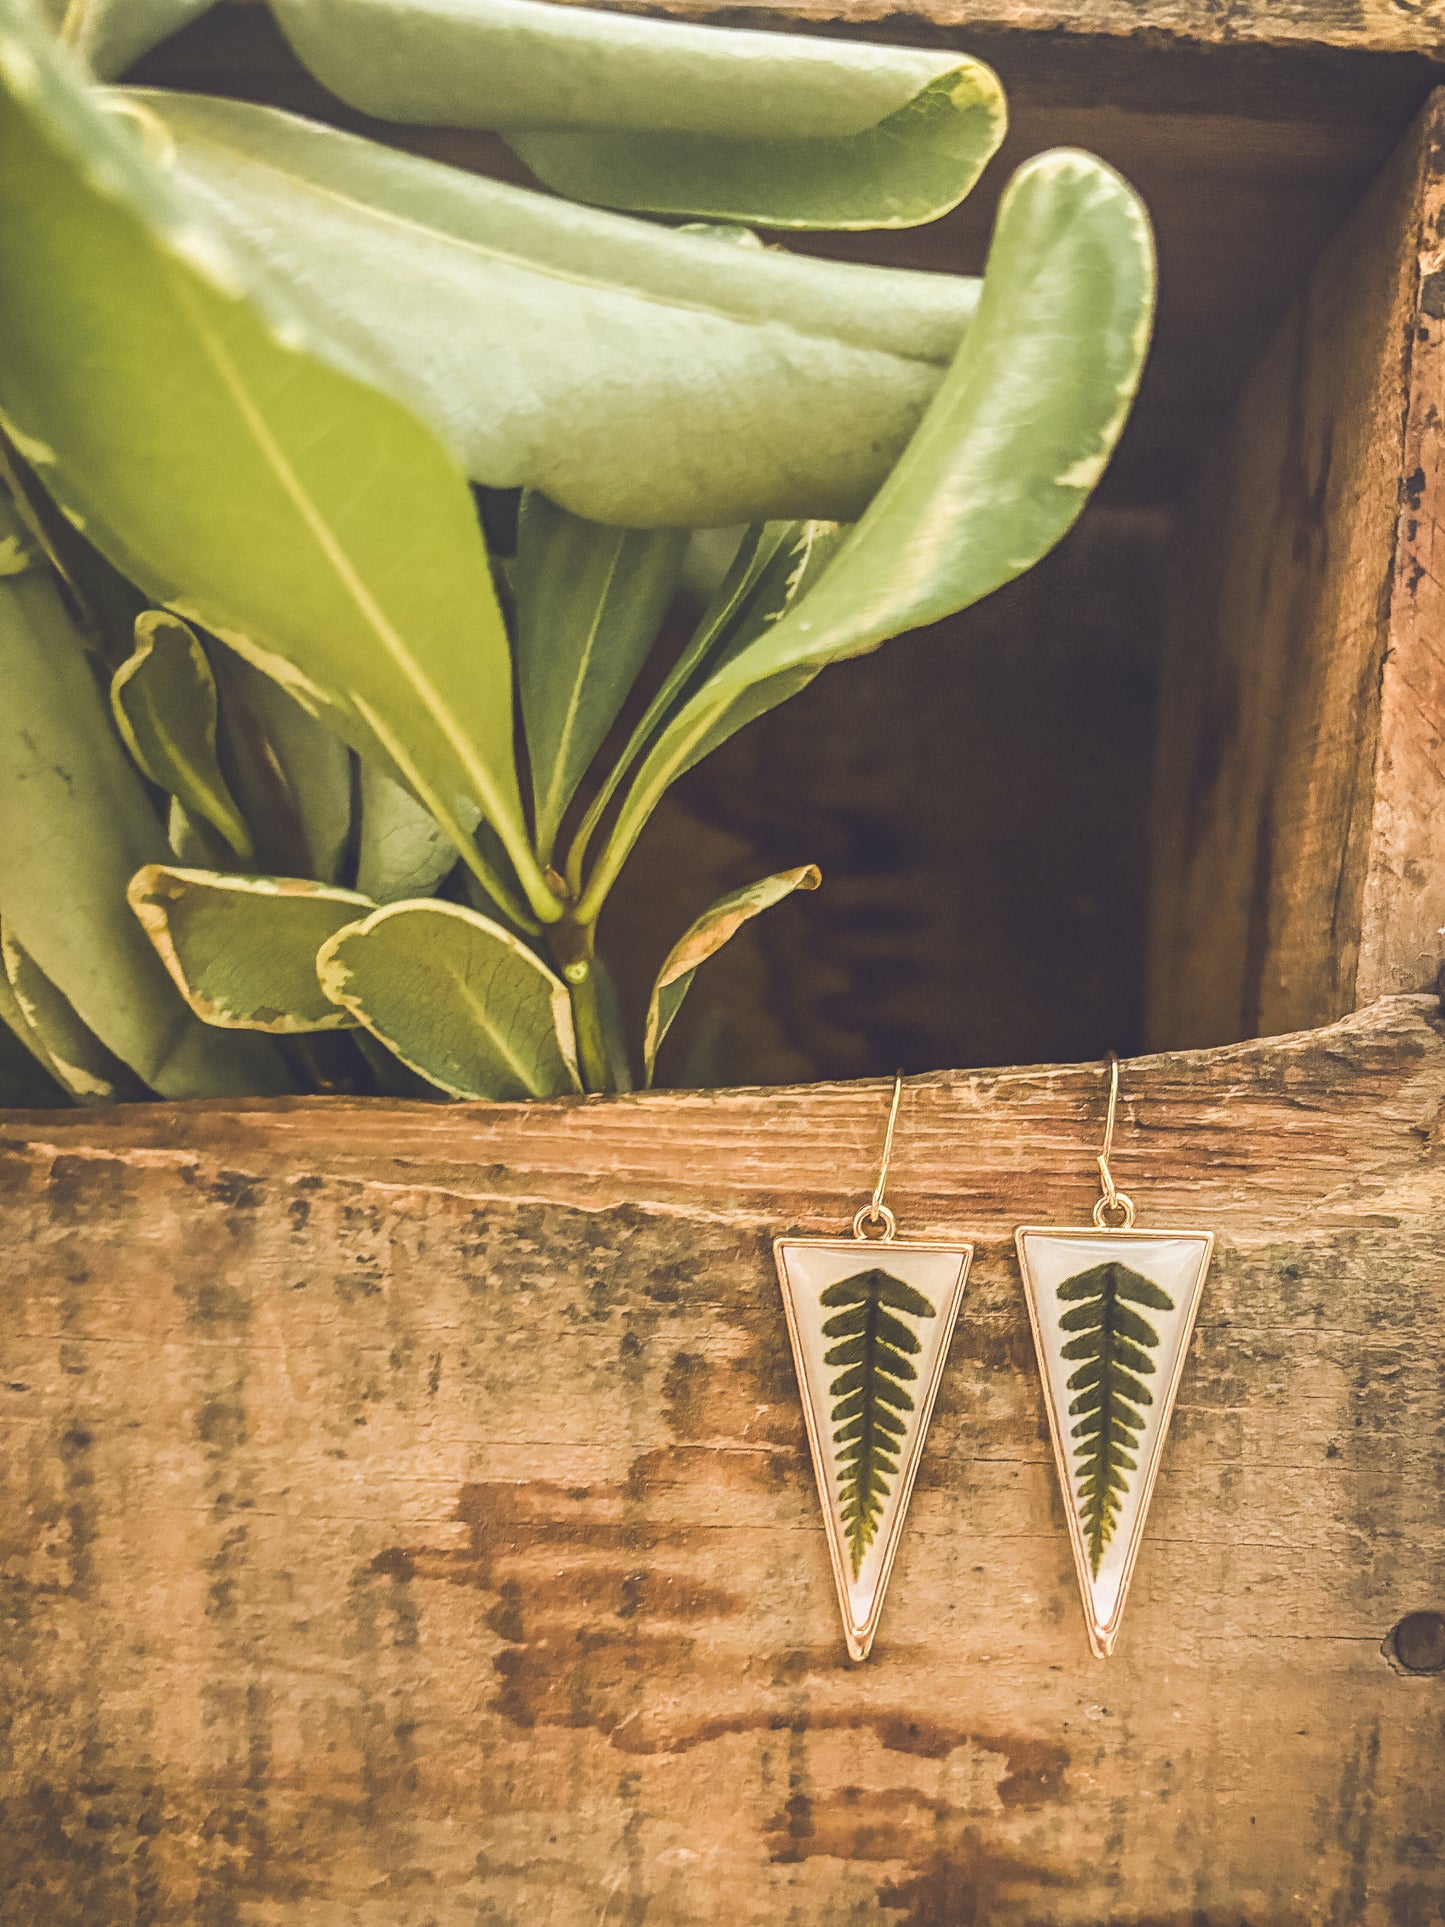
[1148,92,1445,1051]
[2,995,1443,1924]
[552,0,1445,62]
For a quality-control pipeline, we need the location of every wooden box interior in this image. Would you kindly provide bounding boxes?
[131,9,1445,1082]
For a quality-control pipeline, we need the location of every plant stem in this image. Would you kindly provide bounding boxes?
[548,915,612,1094]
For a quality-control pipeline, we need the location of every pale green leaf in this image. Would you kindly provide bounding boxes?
[0,496,290,1095]
[267,0,1005,229]
[513,493,687,859]
[1,921,138,1099]
[582,150,1156,919]
[129,863,372,1030]
[643,864,819,1085]
[0,10,551,925]
[354,759,456,904]
[111,609,254,859]
[124,88,982,526]
[315,899,582,1100]
[0,528,31,574]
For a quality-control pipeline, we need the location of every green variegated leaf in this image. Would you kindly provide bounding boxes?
[0,494,289,1096]
[315,900,582,1100]
[821,1266,937,1576]
[581,149,1155,920]
[354,760,456,905]
[122,89,982,527]
[0,7,551,925]
[265,0,1006,230]
[1057,1259,1174,1575]
[0,921,139,1099]
[643,864,819,1085]
[129,864,372,1030]
[111,610,254,859]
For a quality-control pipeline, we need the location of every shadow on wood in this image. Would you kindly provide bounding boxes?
[1150,92,1445,1050]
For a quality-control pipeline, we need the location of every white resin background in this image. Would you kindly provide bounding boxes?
[1016,1228,1214,1647]
[774,1239,971,1656]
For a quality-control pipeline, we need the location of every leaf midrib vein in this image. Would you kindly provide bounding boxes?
[166,267,526,868]
[537,533,626,845]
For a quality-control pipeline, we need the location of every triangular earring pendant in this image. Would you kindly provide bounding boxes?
[1015,1221,1214,1657]
[774,1230,972,1661]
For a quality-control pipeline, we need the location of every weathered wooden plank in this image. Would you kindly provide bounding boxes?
[2,995,1443,1923]
[1148,92,1445,1051]
[1363,138,1445,1013]
[552,0,1445,62]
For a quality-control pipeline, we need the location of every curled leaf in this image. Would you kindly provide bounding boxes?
[111,610,254,859]
[129,864,373,1030]
[583,150,1155,918]
[315,900,582,1100]
[644,864,820,1084]
[266,0,1006,230]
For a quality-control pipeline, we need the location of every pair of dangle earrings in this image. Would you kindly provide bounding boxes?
[773,1060,1215,1661]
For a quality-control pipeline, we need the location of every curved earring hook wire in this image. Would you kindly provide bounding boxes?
[853,1071,904,1241]
[1094,1052,1136,1229]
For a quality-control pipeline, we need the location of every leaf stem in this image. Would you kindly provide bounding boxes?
[548,914,613,1095]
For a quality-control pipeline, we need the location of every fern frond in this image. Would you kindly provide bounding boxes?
[821,1266,937,1577]
[1055,1259,1173,1575]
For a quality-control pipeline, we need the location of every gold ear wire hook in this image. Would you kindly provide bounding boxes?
[1094,1052,1136,1229]
[853,1072,903,1242]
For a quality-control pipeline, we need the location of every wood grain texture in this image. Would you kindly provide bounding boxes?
[1362,117,1445,1010]
[2,995,1444,1924]
[548,0,1445,62]
[1148,92,1445,1051]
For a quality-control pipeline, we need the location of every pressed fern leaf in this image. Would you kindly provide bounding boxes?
[821,1266,938,1577]
[1057,1260,1174,1576]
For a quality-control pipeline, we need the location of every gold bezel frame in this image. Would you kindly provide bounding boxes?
[773,1234,973,1663]
[1014,1223,1215,1660]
